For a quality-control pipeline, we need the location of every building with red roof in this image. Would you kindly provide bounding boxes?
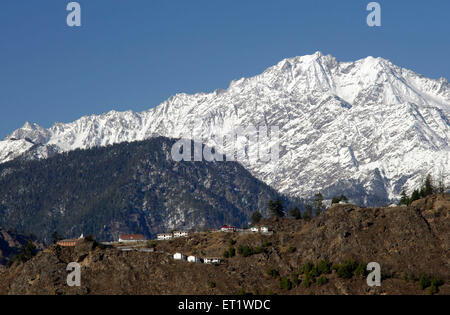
[220,225,236,232]
[119,234,145,243]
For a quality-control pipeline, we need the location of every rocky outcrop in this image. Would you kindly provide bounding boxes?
[0,194,448,295]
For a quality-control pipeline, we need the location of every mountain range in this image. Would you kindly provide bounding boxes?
[1,52,449,205]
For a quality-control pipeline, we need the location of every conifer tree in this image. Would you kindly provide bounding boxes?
[251,211,262,224]
[399,190,409,206]
[423,174,434,196]
[410,189,421,203]
[314,192,324,216]
[268,198,284,218]
[303,205,313,221]
[289,207,301,220]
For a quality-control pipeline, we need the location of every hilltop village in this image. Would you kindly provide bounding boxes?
[56,224,273,265]
[1,194,448,295]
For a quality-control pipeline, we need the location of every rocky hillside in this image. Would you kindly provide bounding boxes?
[1,194,447,295]
[0,137,290,244]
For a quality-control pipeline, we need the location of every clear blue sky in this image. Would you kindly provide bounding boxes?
[0,0,449,138]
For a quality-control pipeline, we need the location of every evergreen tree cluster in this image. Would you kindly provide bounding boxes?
[223,246,236,259]
[268,198,285,218]
[298,259,333,288]
[289,207,301,220]
[237,244,266,257]
[251,211,262,224]
[0,137,284,243]
[399,174,445,206]
[331,194,349,204]
[259,192,326,224]
[418,273,444,295]
[6,240,37,267]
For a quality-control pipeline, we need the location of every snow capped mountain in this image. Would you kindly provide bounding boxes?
[1,52,449,204]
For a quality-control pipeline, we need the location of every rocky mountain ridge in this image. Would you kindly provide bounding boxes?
[1,52,448,205]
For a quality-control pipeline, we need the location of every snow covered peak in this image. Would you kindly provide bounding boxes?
[1,53,449,205]
[8,122,49,144]
[22,121,33,129]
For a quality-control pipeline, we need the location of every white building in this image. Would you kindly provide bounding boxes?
[260,226,270,233]
[173,231,189,238]
[187,256,202,263]
[173,253,187,261]
[118,247,134,252]
[204,258,222,264]
[138,248,155,253]
[157,233,173,240]
[250,227,259,232]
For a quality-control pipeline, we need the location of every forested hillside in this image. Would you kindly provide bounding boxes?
[0,137,289,243]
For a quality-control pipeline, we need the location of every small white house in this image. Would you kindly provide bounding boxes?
[204,257,222,264]
[173,253,187,261]
[118,247,134,252]
[250,227,259,232]
[187,256,202,263]
[138,248,155,253]
[173,231,189,238]
[260,226,270,233]
[157,233,173,240]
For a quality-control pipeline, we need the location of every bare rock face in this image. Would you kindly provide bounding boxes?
[0,194,448,295]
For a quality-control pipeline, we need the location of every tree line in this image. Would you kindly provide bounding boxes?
[252,192,328,224]
[399,174,446,206]
[253,173,447,224]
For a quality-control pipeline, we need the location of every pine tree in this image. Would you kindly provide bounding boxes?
[419,186,426,198]
[303,205,313,221]
[51,231,63,244]
[279,276,292,290]
[268,198,284,218]
[418,273,431,290]
[399,190,409,206]
[251,211,262,224]
[8,240,37,267]
[438,179,445,194]
[410,189,421,203]
[289,207,301,220]
[332,194,349,204]
[314,192,324,216]
[423,174,434,197]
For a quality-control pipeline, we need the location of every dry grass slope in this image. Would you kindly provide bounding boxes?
[0,194,448,295]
